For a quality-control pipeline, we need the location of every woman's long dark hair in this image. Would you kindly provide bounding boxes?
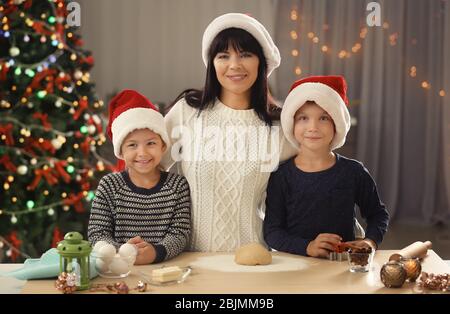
[169,28,279,126]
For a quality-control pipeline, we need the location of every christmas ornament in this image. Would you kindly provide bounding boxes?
[119,243,137,259]
[380,260,407,288]
[93,240,109,253]
[17,165,28,175]
[97,243,115,262]
[93,243,137,278]
[414,272,450,293]
[95,258,109,273]
[109,257,129,275]
[89,281,148,294]
[74,70,82,80]
[51,138,63,150]
[87,125,96,134]
[402,258,422,282]
[9,47,20,57]
[55,99,63,108]
[55,272,77,294]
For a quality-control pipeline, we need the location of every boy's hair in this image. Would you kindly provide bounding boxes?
[281,76,351,150]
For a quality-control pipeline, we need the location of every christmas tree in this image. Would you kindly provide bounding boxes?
[0,0,112,262]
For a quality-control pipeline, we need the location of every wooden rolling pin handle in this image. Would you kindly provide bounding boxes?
[389,241,432,261]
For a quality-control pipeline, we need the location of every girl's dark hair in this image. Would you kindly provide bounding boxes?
[168,28,279,126]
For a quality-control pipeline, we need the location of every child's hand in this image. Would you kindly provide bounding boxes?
[346,238,377,251]
[127,236,145,245]
[134,241,157,265]
[306,233,342,258]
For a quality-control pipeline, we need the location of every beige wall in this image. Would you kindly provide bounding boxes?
[78,0,277,105]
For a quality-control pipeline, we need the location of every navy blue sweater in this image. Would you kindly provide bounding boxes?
[263,154,389,256]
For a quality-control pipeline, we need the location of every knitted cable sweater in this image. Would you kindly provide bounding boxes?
[162,98,297,252]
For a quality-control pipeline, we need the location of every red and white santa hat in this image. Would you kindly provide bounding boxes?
[202,13,281,76]
[106,89,170,159]
[281,75,351,151]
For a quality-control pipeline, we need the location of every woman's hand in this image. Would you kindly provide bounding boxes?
[306,233,342,258]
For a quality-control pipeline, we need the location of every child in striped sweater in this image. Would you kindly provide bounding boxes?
[88,90,191,264]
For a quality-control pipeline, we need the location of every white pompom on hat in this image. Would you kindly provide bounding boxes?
[202,13,281,76]
[281,75,351,151]
[106,90,170,159]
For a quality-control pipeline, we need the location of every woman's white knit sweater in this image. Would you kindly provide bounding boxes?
[162,98,297,252]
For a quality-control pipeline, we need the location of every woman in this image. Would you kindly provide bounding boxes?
[161,13,296,252]
[162,13,364,252]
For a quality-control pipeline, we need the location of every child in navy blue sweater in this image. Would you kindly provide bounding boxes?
[263,76,389,258]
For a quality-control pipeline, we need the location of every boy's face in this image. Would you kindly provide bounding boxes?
[120,128,166,176]
[293,102,335,152]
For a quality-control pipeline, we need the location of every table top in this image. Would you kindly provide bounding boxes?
[0,264,26,294]
[17,250,450,294]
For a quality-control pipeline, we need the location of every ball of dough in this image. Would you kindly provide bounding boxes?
[234,243,272,266]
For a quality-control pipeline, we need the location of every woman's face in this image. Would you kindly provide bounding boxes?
[213,46,259,98]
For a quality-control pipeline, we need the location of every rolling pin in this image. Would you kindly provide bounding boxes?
[389,241,432,261]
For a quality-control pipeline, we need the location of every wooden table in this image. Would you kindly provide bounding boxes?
[21,250,450,294]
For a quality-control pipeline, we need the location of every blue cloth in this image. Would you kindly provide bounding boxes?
[0,248,98,280]
[263,154,390,256]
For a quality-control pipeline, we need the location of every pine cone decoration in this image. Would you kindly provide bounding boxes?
[55,272,78,294]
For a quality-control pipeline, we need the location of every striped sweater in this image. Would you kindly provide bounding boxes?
[87,171,191,263]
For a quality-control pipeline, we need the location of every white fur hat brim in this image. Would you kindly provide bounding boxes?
[111,107,170,159]
[281,82,351,151]
[202,13,281,77]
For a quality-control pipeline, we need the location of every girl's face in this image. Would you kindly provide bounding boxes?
[293,102,335,153]
[121,128,166,176]
[213,46,259,99]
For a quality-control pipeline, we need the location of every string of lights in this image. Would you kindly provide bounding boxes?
[288,6,447,99]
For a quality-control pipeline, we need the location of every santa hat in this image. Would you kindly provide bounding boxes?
[202,13,281,77]
[281,75,351,151]
[106,89,170,159]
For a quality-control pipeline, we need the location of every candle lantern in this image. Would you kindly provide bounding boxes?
[56,231,92,290]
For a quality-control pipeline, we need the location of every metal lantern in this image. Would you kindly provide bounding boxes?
[56,231,92,290]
